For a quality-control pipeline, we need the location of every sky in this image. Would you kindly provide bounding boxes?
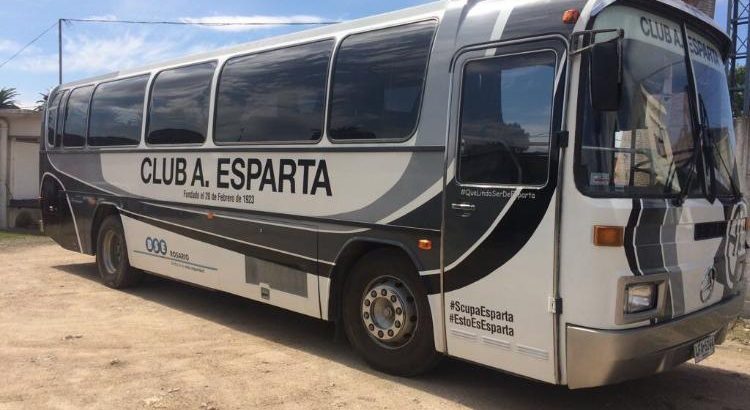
[0,0,733,109]
[0,0,433,108]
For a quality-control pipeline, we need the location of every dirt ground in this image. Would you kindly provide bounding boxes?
[1,235,749,410]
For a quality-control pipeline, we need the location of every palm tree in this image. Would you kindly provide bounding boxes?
[34,91,49,112]
[0,87,20,109]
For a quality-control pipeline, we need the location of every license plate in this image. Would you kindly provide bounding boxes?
[693,334,716,363]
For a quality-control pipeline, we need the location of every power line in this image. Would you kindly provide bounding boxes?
[0,17,339,72]
[0,21,57,70]
[61,18,340,26]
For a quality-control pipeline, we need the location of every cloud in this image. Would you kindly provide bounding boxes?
[9,32,196,75]
[83,14,119,21]
[179,15,330,32]
[0,39,21,53]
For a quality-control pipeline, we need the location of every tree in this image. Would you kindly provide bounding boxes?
[34,91,49,112]
[732,66,745,116]
[0,87,20,109]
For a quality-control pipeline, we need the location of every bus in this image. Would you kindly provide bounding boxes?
[40,0,746,388]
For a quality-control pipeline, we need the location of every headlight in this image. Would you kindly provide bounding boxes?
[625,283,656,313]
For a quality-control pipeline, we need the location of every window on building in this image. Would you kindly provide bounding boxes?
[88,75,149,146]
[458,51,556,186]
[328,21,436,141]
[63,86,94,147]
[214,40,333,144]
[147,61,216,145]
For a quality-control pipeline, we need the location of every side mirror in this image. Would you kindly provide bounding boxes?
[570,29,624,112]
[589,40,622,111]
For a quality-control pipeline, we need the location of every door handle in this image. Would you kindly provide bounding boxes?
[451,202,476,212]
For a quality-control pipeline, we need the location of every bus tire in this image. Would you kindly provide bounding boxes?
[342,249,439,376]
[96,215,142,289]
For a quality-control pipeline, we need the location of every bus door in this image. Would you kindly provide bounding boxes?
[442,39,566,383]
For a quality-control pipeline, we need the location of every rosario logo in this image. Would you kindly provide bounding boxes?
[725,205,747,288]
[699,267,716,303]
[145,237,168,255]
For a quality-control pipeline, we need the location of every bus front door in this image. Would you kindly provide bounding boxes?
[442,39,565,383]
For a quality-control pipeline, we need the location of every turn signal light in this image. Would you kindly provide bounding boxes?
[745,217,750,231]
[593,225,624,247]
[562,9,580,24]
[418,239,432,250]
[206,211,215,220]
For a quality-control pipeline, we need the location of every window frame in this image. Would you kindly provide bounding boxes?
[145,60,218,147]
[212,38,335,146]
[326,19,438,145]
[61,85,94,150]
[455,48,560,189]
[87,73,151,149]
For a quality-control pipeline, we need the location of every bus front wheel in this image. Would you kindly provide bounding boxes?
[342,249,439,376]
[96,215,143,289]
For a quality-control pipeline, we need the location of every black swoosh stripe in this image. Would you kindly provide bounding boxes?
[440,185,555,293]
[120,210,331,276]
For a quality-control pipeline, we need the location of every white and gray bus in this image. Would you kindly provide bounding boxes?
[40,0,746,388]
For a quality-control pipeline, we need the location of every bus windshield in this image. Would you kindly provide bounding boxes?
[577,5,741,199]
[689,28,741,198]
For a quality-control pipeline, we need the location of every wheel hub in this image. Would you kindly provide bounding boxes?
[102,230,123,274]
[361,277,417,347]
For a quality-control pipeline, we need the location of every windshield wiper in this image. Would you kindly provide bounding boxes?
[699,95,742,201]
[672,143,698,206]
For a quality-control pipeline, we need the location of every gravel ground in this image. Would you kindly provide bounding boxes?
[1,235,749,410]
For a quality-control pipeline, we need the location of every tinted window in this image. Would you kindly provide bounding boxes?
[46,91,62,146]
[147,62,216,144]
[55,90,69,147]
[328,21,436,141]
[215,40,332,143]
[63,86,94,147]
[89,75,149,146]
[458,51,556,185]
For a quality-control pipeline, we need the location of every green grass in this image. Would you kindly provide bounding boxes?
[0,230,47,246]
[0,231,31,241]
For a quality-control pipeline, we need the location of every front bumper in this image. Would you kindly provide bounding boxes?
[566,294,743,389]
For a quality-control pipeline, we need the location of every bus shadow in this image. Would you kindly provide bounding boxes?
[54,261,750,410]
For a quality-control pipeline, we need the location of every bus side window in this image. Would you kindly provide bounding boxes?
[54,90,69,148]
[214,40,333,144]
[63,86,94,148]
[147,61,216,145]
[45,91,61,147]
[88,75,149,147]
[328,21,436,141]
[458,51,556,186]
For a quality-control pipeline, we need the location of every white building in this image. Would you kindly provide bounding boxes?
[0,109,42,229]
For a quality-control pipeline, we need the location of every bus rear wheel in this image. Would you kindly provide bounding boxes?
[96,215,142,289]
[342,249,439,376]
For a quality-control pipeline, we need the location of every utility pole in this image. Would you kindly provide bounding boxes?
[58,19,62,85]
[728,1,750,115]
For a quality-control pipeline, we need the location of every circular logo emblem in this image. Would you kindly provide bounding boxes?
[725,204,747,288]
[145,237,168,255]
[700,267,716,303]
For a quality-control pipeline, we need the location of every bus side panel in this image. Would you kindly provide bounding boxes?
[122,214,322,318]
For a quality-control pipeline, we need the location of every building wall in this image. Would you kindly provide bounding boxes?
[733,118,750,317]
[0,109,42,229]
[682,0,716,17]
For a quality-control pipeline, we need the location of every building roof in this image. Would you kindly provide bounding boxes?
[0,109,42,119]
